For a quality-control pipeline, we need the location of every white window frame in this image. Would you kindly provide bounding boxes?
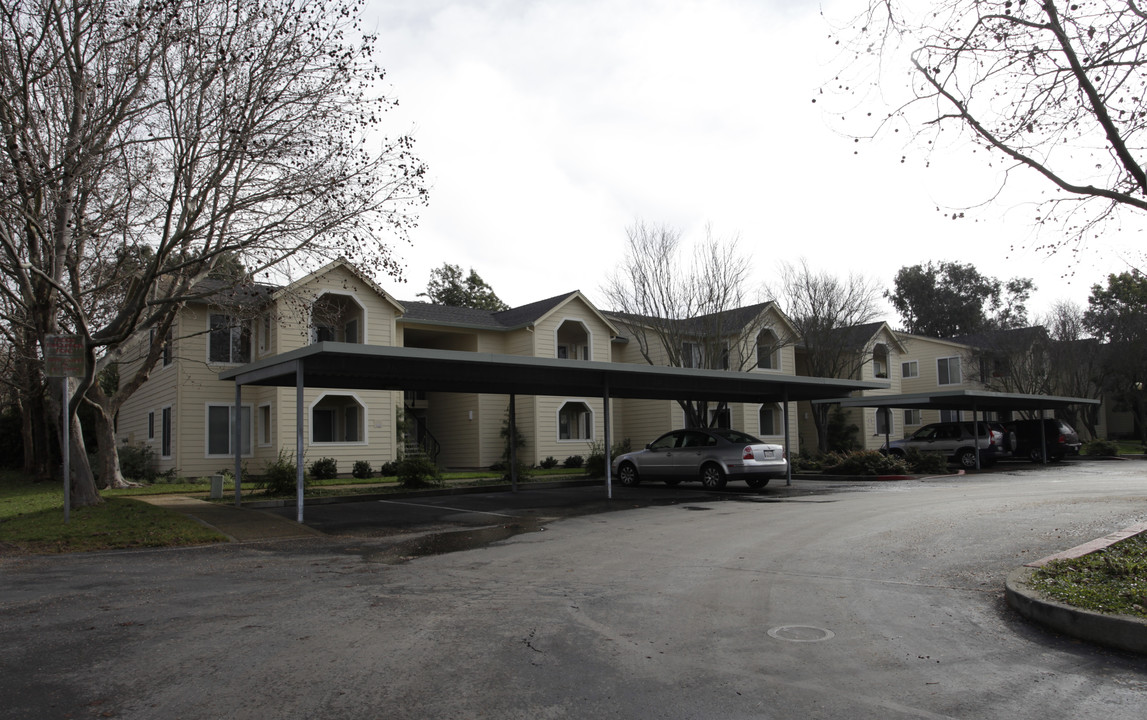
[554,319,592,361]
[875,407,892,435]
[904,409,922,426]
[557,400,594,441]
[940,409,961,423]
[902,360,919,379]
[758,404,781,436]
[207,313,252,365]
[205,403,253,458]
[937,356,962,386]
[310,291,368,345]
[147,411,155,441]
[756,330,780,371]
[309,392,368,445]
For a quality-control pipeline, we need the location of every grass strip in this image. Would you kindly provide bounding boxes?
[1031,532,1147,619]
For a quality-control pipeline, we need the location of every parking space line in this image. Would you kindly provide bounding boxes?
[376,499,520,519]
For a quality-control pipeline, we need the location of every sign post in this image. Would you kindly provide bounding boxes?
[45,334,85,524]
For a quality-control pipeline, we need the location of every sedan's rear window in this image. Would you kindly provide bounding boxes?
[709,428,763,444]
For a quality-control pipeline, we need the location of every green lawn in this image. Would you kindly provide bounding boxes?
[0,472,227,554]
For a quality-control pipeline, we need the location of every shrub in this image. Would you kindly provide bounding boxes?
[378,460,399,477]
[118,442,159,483]
[262,450,300,496]
[792,451,827,472]
[822,450,909,476]
[1083,439,1121,457]
[563,455,584,469]
[903,448,948,474]
[539,456,559,469]
[585,439,632,478]
[352,460,373,479]
[398,455,442,488]
[308,457,338,480]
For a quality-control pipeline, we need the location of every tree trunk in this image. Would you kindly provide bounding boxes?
[68,412,101,507]
[92,404,129,489]
[812,405,831,454]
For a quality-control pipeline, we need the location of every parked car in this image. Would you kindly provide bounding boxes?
[886,421,1009,469]
[612,428,787,489]
[1004,418,1082,462]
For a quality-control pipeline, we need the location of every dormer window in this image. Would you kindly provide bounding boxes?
[556,320,590,360]
[311,292,365,344]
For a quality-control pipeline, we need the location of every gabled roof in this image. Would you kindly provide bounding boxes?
[950,326,1049,351]
[187,276,277,307]
[808,321,908,353]
[606,301,795,339]
[274,258,406,314]
[399,291,619,335]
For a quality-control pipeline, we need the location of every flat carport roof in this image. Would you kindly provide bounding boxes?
[220,343,890,520]
[821,389,1099,413]
[819,390,1100,469]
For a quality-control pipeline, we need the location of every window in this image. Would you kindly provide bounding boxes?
[937,356,962,385]
[162,330,172,366]
[759,404,779,435]
[556,320,591,360]
[206,404,252,457]
[147,411,155,441]
[757,330,779,370]
[259,315,272,354]
[904,409,922,426]
[209,314,251,364]
[873,360,888,379]
[311,293,365,344]
[872,344,890,379]
[161,407,172,458]
[902,360,919,379]
[875,408,891,435]
[311,394,365,443]
[259,404,272,446]
[682,341,701,369]
[940,409,960,423]
[682,342,728,369]
[558,402,593,440]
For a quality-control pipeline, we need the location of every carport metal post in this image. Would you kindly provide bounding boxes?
[783,388,791,486]
[881,407,891,462]
[296,361,305,522]
[509,393,518,492]
[1038,407,1049,463]
[604,382,612,499]
[234,383,242,507]
[972,403,982,470]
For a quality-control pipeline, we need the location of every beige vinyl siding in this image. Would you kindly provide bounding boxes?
[426,392,482,468]
[534,396,604,464]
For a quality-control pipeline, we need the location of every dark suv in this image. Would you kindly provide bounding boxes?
[1005,419,1082,462]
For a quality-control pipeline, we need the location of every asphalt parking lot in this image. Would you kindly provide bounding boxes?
[4,460,1146,719]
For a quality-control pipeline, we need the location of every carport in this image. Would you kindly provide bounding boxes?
[220,343,888,521]
[821,390,1101,468]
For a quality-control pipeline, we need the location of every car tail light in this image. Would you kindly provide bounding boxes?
[743,446,753,460]
[1056,434,1066,445]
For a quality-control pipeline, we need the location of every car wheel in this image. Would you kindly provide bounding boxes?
[700,463,727,489]
[617,461,640,487]
[957,449,978,469]
[1028,448,1044,463]
[663,479,682,487]
[889,448,906,458]
[745,477,769,489]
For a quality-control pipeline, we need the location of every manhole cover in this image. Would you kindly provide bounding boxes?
[767,625,835,642]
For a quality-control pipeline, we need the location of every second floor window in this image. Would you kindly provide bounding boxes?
[937,356,962,385]
[902,360,919,378]
[209,314,251,364]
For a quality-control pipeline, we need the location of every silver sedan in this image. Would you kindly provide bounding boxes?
[612,428,787,489]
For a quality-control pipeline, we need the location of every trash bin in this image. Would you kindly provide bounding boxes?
[210,474,224,499]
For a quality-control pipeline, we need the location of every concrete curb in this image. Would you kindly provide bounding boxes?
[1004,523,1147,655]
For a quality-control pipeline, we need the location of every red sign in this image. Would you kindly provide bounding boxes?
[45,334,85,378]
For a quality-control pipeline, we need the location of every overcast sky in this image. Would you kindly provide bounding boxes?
[362,0,1143,323]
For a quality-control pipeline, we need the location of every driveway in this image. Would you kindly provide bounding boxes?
[3,460,1146,719]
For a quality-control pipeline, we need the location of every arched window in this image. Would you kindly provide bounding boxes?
[311,394,366,443]
[311,292,366,344]
[558,401,593,440]
[556,320,591,360]
[872,343,890,379]
[759,404,781,436]
[757,329,780,370]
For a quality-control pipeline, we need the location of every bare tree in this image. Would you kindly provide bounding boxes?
[0,0,427,504]
[832,1,1147,245]
[772,259,883,453]
[602,221,790,429]
[1042,299,1102,437]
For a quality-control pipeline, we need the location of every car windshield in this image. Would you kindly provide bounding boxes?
[708,428,763,444]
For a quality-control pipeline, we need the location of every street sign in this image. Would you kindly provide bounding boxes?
[45,334,85,378]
